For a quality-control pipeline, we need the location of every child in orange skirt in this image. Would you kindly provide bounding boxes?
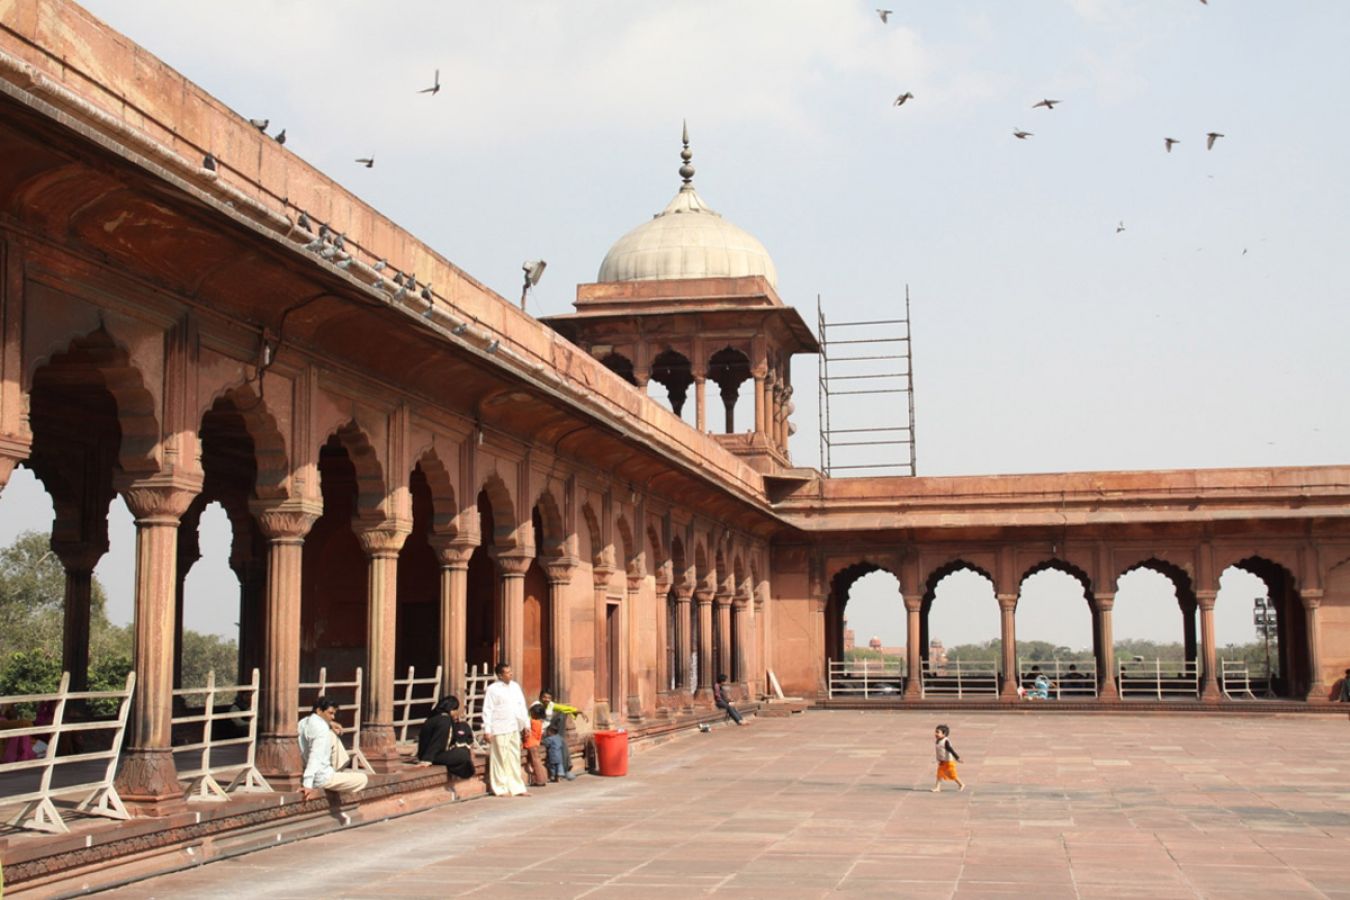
[931,724,964,792]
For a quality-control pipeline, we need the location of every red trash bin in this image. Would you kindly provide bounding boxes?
[593,729,629,776]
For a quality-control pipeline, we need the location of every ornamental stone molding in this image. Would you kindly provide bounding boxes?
[117,473,204,524]
[251,499,323,542]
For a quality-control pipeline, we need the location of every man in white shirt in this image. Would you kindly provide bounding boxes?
[299,697,368,799]
[481,662,530,796]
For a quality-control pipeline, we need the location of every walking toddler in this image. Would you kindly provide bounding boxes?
[931,724,965,792]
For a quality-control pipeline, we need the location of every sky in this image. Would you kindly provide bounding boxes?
[2,1,1346,652]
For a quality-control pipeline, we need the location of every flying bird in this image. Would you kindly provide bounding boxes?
[1205,131,1224,150]
[418,69,441,95]
[893,92,914,106]
[274,129,286,145]
[1164,137,1180,152]
[202,153,217,171]
[1116,221,1126,233]
[1032,99,1060,109]
[1013,128,1033,139]
[355,157,375,168]
[876,9,892,23]
[248,118,269,131]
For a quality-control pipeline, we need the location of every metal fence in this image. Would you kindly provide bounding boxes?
[393,665,443,743]
[1219,659,1274,700]
[0,671,135,833]
[1017,659,1098,699]
[920,660,999,698]
[1117,658,1201,700]
[171,668,270,800]
[298,667,373,774]
[826,659,905,699]
[462,663,492,738]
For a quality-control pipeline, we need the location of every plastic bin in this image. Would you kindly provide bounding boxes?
[593,729,629,776]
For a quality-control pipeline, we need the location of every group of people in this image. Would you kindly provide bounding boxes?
[478,662,585,796]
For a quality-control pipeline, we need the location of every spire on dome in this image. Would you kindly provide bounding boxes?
[679,119,695,186]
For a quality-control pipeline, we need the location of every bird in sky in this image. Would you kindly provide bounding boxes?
[355,157,375,168]
[418,69,441,95]
[248,118,268,131]
[1164,137,1180,152]
[1032,99,1060,109]
[1116,221,1126,233]
[893,92,914,106]
[1013,128,1033,139]
[1206,131,1224,150]
[274,129,286,145]
[876,9,892,23]
[202,153,216,171]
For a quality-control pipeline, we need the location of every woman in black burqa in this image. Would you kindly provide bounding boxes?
[415,695,476,779]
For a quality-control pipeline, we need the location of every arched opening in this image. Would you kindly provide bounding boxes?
[648,349,694,427]
[825,563,905,695]
[465,489,500,670]
[707,346,751,434]
[922,564,998,675]
[1222,558,1306,698]
[1016,563,1095,695]
[177,501,244,701]
[1114,563,1195,664]
[667,535,687,691]
[299,436,369,680]
[395,465,441,674]
[600,352,637,386]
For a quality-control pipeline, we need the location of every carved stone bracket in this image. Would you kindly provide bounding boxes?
[591,563,617,589]
[1301,588,1323,611]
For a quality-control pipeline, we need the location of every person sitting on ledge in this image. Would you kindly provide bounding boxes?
[1338,668,1350,703]
[299,696,368,799]
[714,673,746,725]
[415,695,477,782]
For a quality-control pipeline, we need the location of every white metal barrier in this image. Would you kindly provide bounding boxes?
[393,665,443,743]
[298,667,374,774]
[1117,658,1201,699]
[1219,659,1273,700]
[827,658,905,699]
[0,671,135,834]
[171,669,270,800]
[920,659,999,698]
[462,663,492,738]
[1017,659,1098,699]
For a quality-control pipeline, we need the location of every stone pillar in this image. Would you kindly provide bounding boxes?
[1094,592,1119,700]
[625,573,644,721]
[997,593,1019,700]
[695,587,715,695]
[720,382,738,434]
[1181,597,1198,663]
[52,540,106,694]
[497,551,533,675]
[591,564,616,707]
[431,539,475,701]
[694,376,707,433]
[731,595,749,688]
[903,595,922,699]
[358,525,409,768]
[674,584,693,692]
[252,502,319,780]
[544,559,576,701]
[114,478,200,812]
[1302,589,1327,701]
[229,511,268,687]
[1197,590,1220,701]
[753,375,767,436]
[715,589,733,679]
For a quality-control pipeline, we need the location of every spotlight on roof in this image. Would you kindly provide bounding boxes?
[520,259,546,310]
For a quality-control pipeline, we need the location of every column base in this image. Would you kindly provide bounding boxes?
[902,684,922,700]
[256,734,303,780]
[1199,685,1222,703]
[1304,684,1331,703]
[360,723,402,772]
[115,748,186,816]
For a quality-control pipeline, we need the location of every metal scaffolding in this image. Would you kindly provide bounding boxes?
[817,288,916,477]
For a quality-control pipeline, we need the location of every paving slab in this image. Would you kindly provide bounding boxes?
[97,710,1350,899]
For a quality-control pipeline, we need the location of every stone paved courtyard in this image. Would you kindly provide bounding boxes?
[103,711,1350,899]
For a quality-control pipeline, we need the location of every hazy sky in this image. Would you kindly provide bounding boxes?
[3,1,1345,652]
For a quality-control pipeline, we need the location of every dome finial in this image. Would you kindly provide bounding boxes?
[678,119,695,186]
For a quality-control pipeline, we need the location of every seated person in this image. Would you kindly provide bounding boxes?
[714,673,746,725]
[299,696,368,799]
[415,696,476,780]
[1025,673,1053,700]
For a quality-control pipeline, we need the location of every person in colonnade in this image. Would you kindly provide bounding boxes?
[481,662,531,796]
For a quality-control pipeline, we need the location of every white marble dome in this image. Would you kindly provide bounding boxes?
[597,133,778,288]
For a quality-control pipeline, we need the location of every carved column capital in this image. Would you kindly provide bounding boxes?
[694,587,715,607]
[50,538,108,574]
[429,536,476,569]
[903,595,922,614]
[357,522,411,559]
[543,557,578,586]
[1093,591,1116,613]
[714,590,733,609]
[252,499,322,542]
[996,593,1018,612]
[1301,589,1324,611]
[674,582,694,604]
[1195,590,1218,612]
[591,563,617,588]
[498,551,534,578]
[118,474,203,525]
